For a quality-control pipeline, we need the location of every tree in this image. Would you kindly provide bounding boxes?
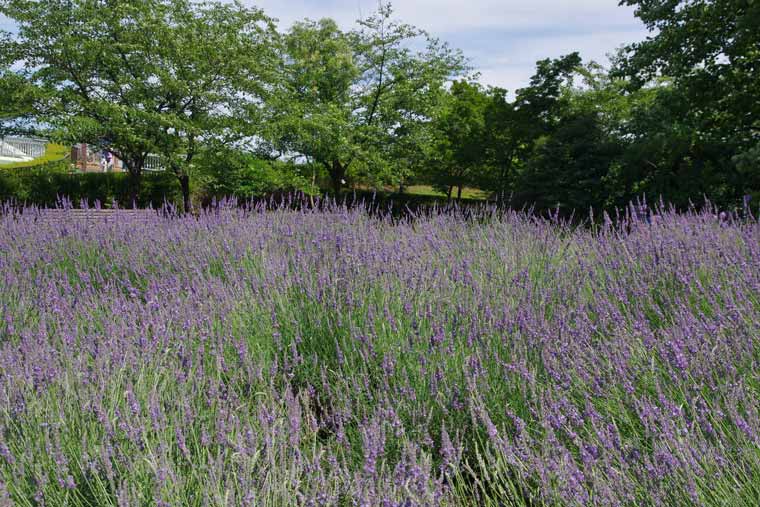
[0,30,39,137]
[478,53,584,206]
[378,119,435,194]
[0,0,278,210]
[479,88,522,201]
[0,72,39,137]
[514,110,622,213]
[559,61,657,209]
[264,4,466,195]
[615,0,760,204]
[612,80,739,207]
[427,80,489,200]
[513,53,582,138]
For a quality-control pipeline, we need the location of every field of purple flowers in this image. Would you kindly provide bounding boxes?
[1,203,759,506]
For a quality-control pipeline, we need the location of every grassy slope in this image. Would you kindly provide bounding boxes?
[402,185,489,200]
[0,143,69,169]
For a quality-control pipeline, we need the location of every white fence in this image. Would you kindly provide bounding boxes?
[71,144,165,172]
[144,154,164,171]
[0,136,47,161]
[0,139,167,171]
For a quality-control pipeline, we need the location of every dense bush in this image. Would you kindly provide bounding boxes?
[0,168,182,208]
[191,151,318,206]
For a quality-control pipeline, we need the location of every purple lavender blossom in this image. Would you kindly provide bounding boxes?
[0,202,757,505]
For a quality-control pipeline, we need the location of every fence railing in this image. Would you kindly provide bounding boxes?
[144,154,164,171]
[0,136,47,160]
[71,144,165,172]
[0,139,168,171]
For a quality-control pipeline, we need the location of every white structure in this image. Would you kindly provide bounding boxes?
[71,143,165,172]
[144,153,164,171]
[0,137,46,164]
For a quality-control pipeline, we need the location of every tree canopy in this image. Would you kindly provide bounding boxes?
[615,0,760,204]
[263,5,467,194]
[0,0,757,215]
[0,0,278,209]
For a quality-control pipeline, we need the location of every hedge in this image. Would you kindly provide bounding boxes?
[0,167,182,208]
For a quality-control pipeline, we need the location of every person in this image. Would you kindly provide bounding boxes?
[105,151,113,172]
[100,151,108,172]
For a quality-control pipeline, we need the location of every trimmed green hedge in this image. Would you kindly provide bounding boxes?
[0,167,181,208]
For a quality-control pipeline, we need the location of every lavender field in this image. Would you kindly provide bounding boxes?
[0,204,759,506]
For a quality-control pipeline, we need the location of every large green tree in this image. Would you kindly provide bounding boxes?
[514,109,623,213]
[616,0,760,204]
[476,53,583,205]
[0,0,278,210]
[420,53,589,207]
[513,53,582,137]
[0,31,38,137]
[264,4,466,195]
[427,80,489,200]
[0,72,38,137]
[479,88,523,202]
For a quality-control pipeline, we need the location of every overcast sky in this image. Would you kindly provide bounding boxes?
[1,1,650,92]
[250,0,650,92]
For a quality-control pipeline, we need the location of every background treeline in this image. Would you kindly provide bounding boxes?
[0,0,758,215]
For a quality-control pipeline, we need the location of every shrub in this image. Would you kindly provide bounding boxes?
[0,168,181,208]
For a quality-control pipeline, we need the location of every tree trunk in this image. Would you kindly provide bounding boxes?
[457,185,463,200]
[127,168,142,209]
[122,155,145,209]
[330,160,346,196]
[447,185,453,200]
[179,173,191,214]
[499,165,509,203]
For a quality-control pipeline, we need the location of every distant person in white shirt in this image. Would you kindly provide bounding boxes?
[100,150,114,172]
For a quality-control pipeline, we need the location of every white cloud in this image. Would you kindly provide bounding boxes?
[475,28,647,90]
[246,0,649,90]
[386,0,642,33]
[249,0,643,33]
[249,0,365,27]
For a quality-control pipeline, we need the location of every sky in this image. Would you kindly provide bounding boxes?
[250,0,651,92]
[0,1,650,93]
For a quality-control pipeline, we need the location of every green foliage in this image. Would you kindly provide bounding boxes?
[264,4,467,194]
[196,153,318,202]
[0,69,40,136]
[618,0,760,138]
[613,83,740,208]
[513,112,622,212]
[478,88,522,198]
[426,80,490,198]
[236,160,317,199]
[613,0,760,208]
[0,0,279,209]
[425,53,591,206]
[734,143,760,206]
[0,0,757,213]
[460,40,758,214]
[513,52,582,136]
[0,168,181,207]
